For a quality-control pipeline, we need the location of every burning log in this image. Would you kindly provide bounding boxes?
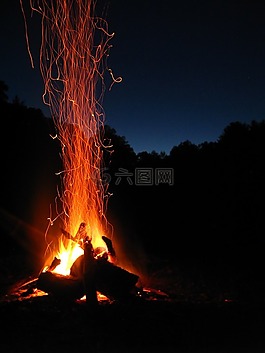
[37,256,139,302]
[36,229,139,302]
[37,259,139,302]
[102,235,116,258]
[37,272,84,300]
[83,237,98,307]
[48,257,61,272]
[95,259,139,301]
[71,255,139,301]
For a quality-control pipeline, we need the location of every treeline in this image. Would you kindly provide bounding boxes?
[106,122,265,266]
[1,80,265,281]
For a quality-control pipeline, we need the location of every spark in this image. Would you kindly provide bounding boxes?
[23,0,117,274]
[19,0,35,68]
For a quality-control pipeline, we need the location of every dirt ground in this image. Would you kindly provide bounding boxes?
[0,274,265,353]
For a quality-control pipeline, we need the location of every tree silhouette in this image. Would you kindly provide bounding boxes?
[0,80,8,104]
[103,125,137,172]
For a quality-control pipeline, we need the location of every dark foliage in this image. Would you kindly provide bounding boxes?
[104,121,265,302]
[0,89,62,277]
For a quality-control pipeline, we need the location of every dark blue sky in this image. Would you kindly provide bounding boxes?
[1,0,265,153]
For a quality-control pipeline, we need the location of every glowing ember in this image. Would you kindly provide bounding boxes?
[21,0,119,274]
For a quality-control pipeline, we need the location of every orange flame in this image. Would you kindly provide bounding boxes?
[25,0,116,274]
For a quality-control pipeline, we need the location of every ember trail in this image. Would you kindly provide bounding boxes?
[21,0,125,288]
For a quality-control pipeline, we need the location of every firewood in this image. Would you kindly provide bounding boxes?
[95,259,139,300]
[70,254,84,278]
[48,257,61,271]
[102,235,116,257]
[37,234,139,302]
[37,272,84,300]
[70,254,139,300]
[83,238,98,307]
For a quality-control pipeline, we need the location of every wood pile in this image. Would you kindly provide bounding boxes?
[36,232,139,305]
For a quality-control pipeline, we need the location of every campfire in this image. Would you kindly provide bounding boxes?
[12,222,142,305]
[11,0,170,306]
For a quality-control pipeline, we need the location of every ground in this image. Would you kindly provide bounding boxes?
[0,260,265,353]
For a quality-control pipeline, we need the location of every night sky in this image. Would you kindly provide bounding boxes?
[1,0,265,153]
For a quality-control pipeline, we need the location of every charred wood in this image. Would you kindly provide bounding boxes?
[48,257,61,272]
[70,255,139,301]
[102,235,116,257]
[37,237,139,302]
[83,239,98,307]
[70,255,84,278]
[95,259,139,301]
[37,272,84,300]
